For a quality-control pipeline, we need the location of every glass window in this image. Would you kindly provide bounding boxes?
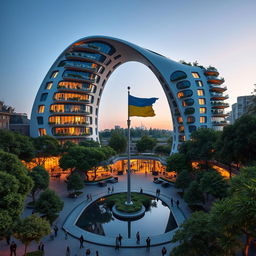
[192,72,200,78]
[177,116,183,124]
[51,71,58,78]
[189,125,197,132]
[198,98,206,105]
[39,128,46,136]
[182,99,194,107]
[170,71,187,81]
[63,70,99,83]
[200,116,207,123]
[45,82,53,90]
[38,105,45,113]
[195,80,203,87]
[40,93,48,101]
[187,116,195,123]
[184,107,195,115]
[77,41,115,55]
[178,126,184,132]
[37,116,43,125]
[177,90,193,99]
[200,107,206,114]
[176,80,191,90]
[65,51,106,63]
[197,89,204,96]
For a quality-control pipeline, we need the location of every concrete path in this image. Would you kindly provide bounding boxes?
[0,172,191,256]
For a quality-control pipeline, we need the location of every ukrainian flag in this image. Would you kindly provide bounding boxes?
[129,95,158,117]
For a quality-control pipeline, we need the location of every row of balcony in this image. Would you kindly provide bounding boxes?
[211,101,229,108]
[212,120,227,126]
[54,133,90,137]
[54,97,90,103]
[50,109,90,114]
[57,85,92,93]
[48,121,91,126]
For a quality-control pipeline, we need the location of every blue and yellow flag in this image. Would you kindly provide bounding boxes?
[128,95,158,117]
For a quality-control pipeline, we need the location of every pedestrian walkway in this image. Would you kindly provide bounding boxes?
[0,172,191,256]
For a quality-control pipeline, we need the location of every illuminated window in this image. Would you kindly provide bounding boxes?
[45,82,53,90]
[200,116,207,123]
[198,98,206,105]
[195,80,203,87]
[187,116,195,124]
[40,93,48,101]
[182,99,194,107]
[177,116,183,124]
[178,126,184,132]
[51,71,59,78]
[37,117,43,125]
[39,128,46,136]
[38,105,45,113]
[197,89,204,96]
[200,107,206,114]
[177,90,193,99]
[192,72,200,78]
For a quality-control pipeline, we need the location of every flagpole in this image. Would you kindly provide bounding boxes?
[126,86,132,205]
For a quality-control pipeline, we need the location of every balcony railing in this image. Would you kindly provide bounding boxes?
[54,133,90,137]
[54,97,90,103]
[49,121,90,125]
[49,109,90,114]
[211,102,229,108]
[57,85,92,92]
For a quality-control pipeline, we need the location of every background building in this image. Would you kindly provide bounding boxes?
[9,113,30,136]
[0,101,14,130]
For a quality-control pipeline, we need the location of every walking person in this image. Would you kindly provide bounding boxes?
[115,236,120,250]
[136,231,140,244]
[87,194,90,201]
[146,237,151,249]
[66,246,71,256]
[108,187,110,194]
[10,241,17,256]
[158,188,161,197]
[176,199,180,208]
[171,198,174,207]
[162,246,167,256]
[111,186,114,193]
[140,188,143,193]
[54,225,59,237]
[96,250,99,256]
[79,235,85,248]
[118,233,123,246]
[65,230,68,240]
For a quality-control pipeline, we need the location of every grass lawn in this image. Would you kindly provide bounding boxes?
[105,192,154,213]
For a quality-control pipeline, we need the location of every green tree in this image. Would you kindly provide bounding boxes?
[29,166,49,203]
[35,189,63,220]
[79,140,100,147]
[33,135,60,164]
[0,172,24,237]
[108,132,127,153]
[175,170,192,193]
[166,153,191,173]
[184,181,204,205]
[0,150,33,196]
[171,211,220,256]
[136,135,156,153]
[0,130,35,161]
[14,214,51,255]
[154,145,171,155]
[199,170,228,201]
[67,172,84,193]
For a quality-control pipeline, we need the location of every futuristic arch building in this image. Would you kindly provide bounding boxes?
[30,36,229,153]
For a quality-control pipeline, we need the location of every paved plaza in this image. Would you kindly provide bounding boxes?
[0,172,191,256]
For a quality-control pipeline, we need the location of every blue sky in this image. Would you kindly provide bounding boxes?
[1,0,256,129]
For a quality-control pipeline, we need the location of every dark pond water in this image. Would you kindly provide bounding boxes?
[76,195,177,238]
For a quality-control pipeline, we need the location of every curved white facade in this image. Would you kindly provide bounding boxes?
[30,36,228,152]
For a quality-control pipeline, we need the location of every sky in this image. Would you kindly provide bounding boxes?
[0,0,256,130]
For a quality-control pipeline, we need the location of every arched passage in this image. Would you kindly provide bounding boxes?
[31,36,228,153]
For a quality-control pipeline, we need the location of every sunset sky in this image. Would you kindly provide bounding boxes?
[1,0,255,130]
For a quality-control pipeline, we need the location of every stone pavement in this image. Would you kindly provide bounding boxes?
[0,172,191,256]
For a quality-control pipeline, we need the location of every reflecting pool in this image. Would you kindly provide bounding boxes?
[76,194,177,238]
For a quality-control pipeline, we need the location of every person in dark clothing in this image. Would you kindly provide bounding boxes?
[66,246,71,256]
[79,235,85,248]
[171,198,174,207]
[54,225,58,237]
[146,237,151,248]
[41,243,44,255]
[10,241,17,256]
[162,246,167,256]
[115,236,120,250]
[96,250,99,256]
[86,248,91,255]
[118,233,123,246]
[136,231,140,244]
[176,200,180,207]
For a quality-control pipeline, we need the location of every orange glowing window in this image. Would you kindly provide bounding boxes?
[197,89,204,96]
[200,116,207,123]
[200,107,206,114]
[195,80,203,87]
[38,105,45,113]
[39,128,46,136]
[192,72,200,78]
[198,98,206,105]
[51,71,59,78]
[45,82,53,90]
[177,92,184,98]
[177,116,183,124]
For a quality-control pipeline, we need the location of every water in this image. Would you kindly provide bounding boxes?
[76,195,177,238]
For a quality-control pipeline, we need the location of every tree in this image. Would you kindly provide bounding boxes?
[0,171,24,237]
[14,214,51,255]
[108,132,127,153]
[0,130,35,161]
[35,189,63,220]
[136,135,156,153]
[184,181,204,205]
[175,170,192,193]
[79,140,100,147]
[0,150,33,196]
[166,153,191,173]
[199,170,228,201]
[171,211,221,256]
[67,172,84,193]
[33,135,60,164]
[29,166,49,203]
[154,145,171,155]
